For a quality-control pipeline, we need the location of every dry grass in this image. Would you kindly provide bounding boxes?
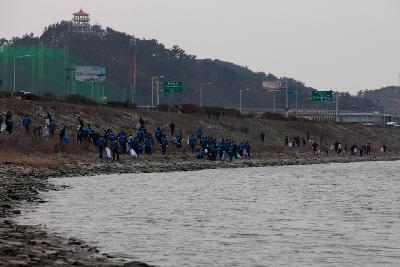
[1,97,400,163]
[0,150,59,169]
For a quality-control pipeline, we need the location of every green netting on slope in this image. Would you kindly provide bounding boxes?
[0,44,126,102]
[0,44,58,58]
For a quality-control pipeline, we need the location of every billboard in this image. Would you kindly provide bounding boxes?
[75,66,106,82]
[262,80,285,92]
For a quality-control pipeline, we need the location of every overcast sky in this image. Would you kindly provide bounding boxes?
[1,0,400,93]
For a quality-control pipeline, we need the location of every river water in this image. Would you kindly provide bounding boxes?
[19,161,400,266]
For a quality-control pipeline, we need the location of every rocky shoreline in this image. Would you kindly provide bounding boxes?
[0,163,151,267]
[1,153,399,266]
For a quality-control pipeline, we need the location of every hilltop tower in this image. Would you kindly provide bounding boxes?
[72,9,90,32]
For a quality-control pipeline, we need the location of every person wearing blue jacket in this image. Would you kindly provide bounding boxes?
[144,135,153,155]
[189,135,196,151]
[197,147,205,159]
[129,137,140,153]
[48,120,56,139]
[154,127,162,144]
[22,114,31,134]
[218,142,223,160]
[196,127,203,141]
[59,126,66,144]
[119,131,127,153]
[107,130,115,142]
[111,139,120,160]
[174,132,183,149]
[96,136,107,159]
[245,141,251,158]
[161,135,168,155]
[137,127,146,142]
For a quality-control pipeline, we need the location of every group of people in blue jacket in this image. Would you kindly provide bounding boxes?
[193,134,251,161]
[83,117,251,161]
[1,112,252,161]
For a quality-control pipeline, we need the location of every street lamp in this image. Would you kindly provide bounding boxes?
[301,98,311,113]
[239,88,251,113]
[13,55,31,93]
[376,98,386,126]
[347,104,356,123]
[151,75,164,106]
[199,82,213,107]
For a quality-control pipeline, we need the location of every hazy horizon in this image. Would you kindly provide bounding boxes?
[1,0,400,94]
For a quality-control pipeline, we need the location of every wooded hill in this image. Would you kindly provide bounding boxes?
[0,21,384,112]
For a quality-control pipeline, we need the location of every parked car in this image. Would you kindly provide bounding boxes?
[386,122,400,127]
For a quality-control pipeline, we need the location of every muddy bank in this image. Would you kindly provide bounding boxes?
[1,153,399,266]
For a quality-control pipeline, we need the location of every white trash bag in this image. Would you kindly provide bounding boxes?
[0,123,6,132]
[129,148,138,159]
[106,147,112,159]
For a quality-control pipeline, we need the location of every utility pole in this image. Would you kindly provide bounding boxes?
[283,79,289,117]
[97,81,100,103]
[64,46,68,98]
[133,40,137,102]
[151,77,154,106]
[13,56,15,93]
[152,76,164,106]
[91,79,94,100]
[2,55,6,91]
[335,91,339,122]
[239,88,251,113]
[157,81,161,105]
[295,90,298,118]
[273,94,276,113]
[199,82,213,107]
[129,38,137,104]
[397,74,400,95]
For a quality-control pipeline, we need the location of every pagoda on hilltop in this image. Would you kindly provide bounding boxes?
[72,9,90,32]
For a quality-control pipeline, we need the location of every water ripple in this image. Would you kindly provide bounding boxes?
[19,161,400,267]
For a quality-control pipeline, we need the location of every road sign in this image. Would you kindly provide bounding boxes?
[312,90,333,102]
[163,81,183,93]
[276,90,294,96]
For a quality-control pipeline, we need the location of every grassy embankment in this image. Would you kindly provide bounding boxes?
[0,98,399,169]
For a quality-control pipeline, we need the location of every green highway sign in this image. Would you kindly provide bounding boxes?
[312,90,333,102]
[163,81,183,93]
